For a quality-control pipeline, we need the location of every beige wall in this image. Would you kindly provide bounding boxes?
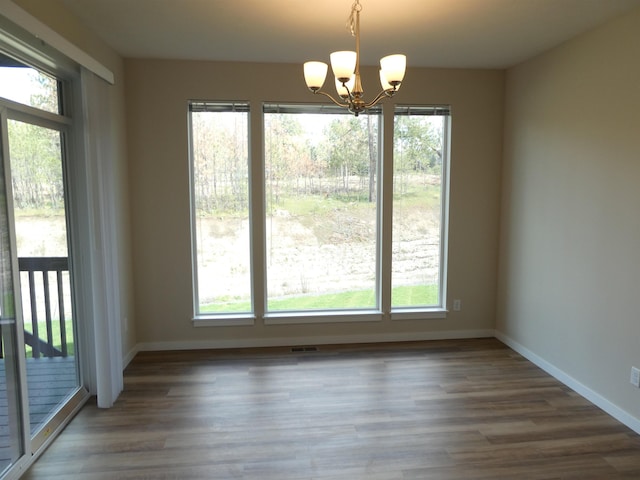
[124,60,504,348]
[9,0,504,355]
[13,0,137,357]
[11,0,640,434]
[498,7,640,419]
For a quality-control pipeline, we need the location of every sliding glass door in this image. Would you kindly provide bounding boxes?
[7,116,83,450]
[0,52,86,475]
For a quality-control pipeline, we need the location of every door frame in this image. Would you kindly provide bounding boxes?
[0,82,90,480]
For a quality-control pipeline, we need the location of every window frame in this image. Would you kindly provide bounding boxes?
[0,32,98,477]
[189,101,451,326]
[390,105,451,320]
[188,101,256,325]
[262,103,382,316]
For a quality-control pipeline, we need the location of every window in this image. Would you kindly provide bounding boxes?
[0,52,60,114]
[189,102,251,315]
[392,106,450,309]
[264,105,380,312]
[189,102,450,322]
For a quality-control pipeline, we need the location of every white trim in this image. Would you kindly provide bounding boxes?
[264,310,382,325]
[439,114,452,308]
[193,310,448,326]
[0,97,72,127]
[193,315,256,327]
[495,330,640,436]
[123,344,140,368]
[0,0,114,84]
[391,309,447,320]
[136,329,495,352]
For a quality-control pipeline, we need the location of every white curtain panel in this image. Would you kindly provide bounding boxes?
[80,68,123,408]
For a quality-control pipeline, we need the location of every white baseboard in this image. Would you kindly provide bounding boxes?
[135,329,495,353]
[122,344,140,368]
[495,330,640,436]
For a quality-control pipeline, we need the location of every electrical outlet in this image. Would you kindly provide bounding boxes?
[630,367,640,387]
[453,299,461,311]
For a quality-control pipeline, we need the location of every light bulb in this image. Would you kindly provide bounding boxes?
[330,51,357,83]
[380,54,406,86]
[304,61,328,91]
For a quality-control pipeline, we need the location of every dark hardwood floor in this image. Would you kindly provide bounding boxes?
[22,338,640,479]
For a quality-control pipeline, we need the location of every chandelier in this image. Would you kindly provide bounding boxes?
[303,0,406,116]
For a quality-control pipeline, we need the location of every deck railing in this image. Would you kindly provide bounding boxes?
[18,256,70,358]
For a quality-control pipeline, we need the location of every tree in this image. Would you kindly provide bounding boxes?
[29,70,59,113]
[320,116,373,200]
[264,114,306,207]
[5,68,64,211]
[8,120,63,210]
[394,116,443,173]
[192,111,249,215]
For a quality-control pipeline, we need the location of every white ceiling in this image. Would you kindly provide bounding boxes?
[60,0,640,69]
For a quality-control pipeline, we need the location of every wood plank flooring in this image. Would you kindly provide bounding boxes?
[22,338,640,479]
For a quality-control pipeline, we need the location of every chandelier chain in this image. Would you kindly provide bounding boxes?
[347,0,362,37]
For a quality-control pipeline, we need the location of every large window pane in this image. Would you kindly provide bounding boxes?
[392,106,450,308]
[264,106,380,312]
[7,118,81,440]
[0,53,60,114]
[190,103,250,314]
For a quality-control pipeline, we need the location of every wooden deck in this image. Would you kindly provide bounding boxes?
[0,356,77,469]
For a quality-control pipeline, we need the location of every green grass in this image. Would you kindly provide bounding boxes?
[24,319,75,357]
[391,284,439,307]
[201,284,439,313]
[393,183,441,210]
[273,193,372,217]
[14,208,65,218]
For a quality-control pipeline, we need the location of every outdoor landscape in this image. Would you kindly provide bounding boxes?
[192,108,446,312]
[7,116,72,356]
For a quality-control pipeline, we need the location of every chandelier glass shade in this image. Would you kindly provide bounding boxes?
[303,0,406,116]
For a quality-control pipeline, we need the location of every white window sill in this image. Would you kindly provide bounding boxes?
[192,314,256,327]
[192,308,447,327]
[391,308,447,321]
[264,310,382,325]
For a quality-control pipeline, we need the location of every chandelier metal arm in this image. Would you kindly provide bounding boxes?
[310,89,353,109]
[309,84,397,116]
[363,87,397,109]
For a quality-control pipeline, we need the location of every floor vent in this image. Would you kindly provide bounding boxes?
[291,346,319,353]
